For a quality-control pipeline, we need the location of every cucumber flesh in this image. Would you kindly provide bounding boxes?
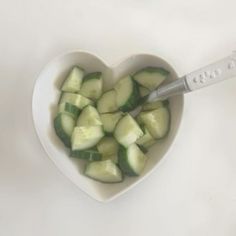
[61,67,84,92]
[70,148,102,161]
[85,160,123,183]
[71,126,104,150]
[115,76,140,112]
[133,67,169,91]
[118,144,147,176]
[77,105,102,126]
[100,112,123,134]
[60,92,93,109]
[97,90,118,113]
[114,114,143,147]
[58,102,80,119]
[79,72,103,101]
[138,107,170,139]
[54,113,76,147]
[97,137,118,158]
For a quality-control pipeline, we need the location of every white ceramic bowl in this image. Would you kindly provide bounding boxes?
[32,51,184,202]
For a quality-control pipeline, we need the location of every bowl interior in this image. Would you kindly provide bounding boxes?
[32,51,184,202]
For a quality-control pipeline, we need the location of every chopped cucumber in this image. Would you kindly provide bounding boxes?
[85,160,123,183]
[54,65,172,184]
[97,90,118,113]
[138,107,170,139]
[61,67,84,92]
[79,72,103,101]
[114,114,143,147]
[114,75,140,112]
[54,113,76,147]
[58,102,80,119]
[142,100,169,111]
[70,148,102,161]
[100,112,123,134]
[71,126,104,150]
[59,92,93,109]
[136,126,156,149]
[133,67,169,91]
[97,137,118,158]
[118,144,148,176]
[77,105,102,126]
[139,86,150,97]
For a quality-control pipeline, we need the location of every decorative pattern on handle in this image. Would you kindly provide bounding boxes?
[185,53,236,91]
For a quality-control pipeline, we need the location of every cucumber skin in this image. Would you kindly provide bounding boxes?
[64,103,80,118]
[59,103,80,119]
[70,149,102,161]
[118,145,138,176]
[54,114,72,148]
[119,79,140,112]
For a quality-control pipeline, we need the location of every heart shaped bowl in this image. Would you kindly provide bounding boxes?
[32,51,184,202]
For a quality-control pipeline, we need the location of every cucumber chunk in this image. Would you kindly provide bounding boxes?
[71,126,104,150]
[114,75,140,112]
[77,105,102,126]
[133,67,169,91]
[118,144,148,176]
[97,137,119,158]
[100,112,123,134]
[59,92,93,109]
[61,67,84,92]
[97,90,118,113]
[114,114,143,147]
[85,160,123,183]
[54,113,76,147]
[70,148,102,161]
[79,72,103,101]
[138,107,170,139]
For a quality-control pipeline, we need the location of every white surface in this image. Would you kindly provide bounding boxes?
[32,51,183,202]
[0,0,236,235]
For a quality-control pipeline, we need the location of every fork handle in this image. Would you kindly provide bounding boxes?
[147,52,236,101]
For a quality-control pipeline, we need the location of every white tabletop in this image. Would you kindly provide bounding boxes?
[1,0,236,235]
